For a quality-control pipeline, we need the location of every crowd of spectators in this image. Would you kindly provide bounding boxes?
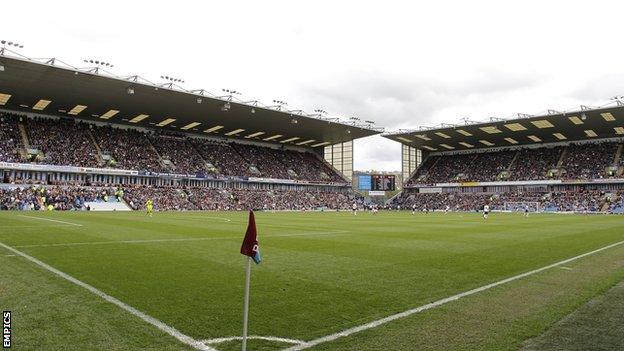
[126,186,360,211]
[543,190,606,212]
[123,186,198,211]
[1,183,621,213]
[393,191,492,211]
[91,125,164,172]
[0,113,345,183]
[25,117,100,167]
[607,191,624,213]
[150,135,207,175]
[508,147,563,181]
[0,113,22,163]
[0,186,111,210]
[408,150,516,185]
[393,189,614,213]
[190,139,253,177]
[561,143,618,180]
[409,142,622,185]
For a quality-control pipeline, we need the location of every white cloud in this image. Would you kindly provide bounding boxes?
[3,0,624,171]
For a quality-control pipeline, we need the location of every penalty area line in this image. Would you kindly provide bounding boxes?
[283,239,624,351]
[0,241,216,351]
[17,215,83,227]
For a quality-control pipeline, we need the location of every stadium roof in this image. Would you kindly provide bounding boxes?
[0,51,382,148]
[384,103,624,151]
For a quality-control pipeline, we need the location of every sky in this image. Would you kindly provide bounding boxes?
[3,0,624,171]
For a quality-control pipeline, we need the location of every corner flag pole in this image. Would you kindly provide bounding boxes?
[240,210,261,351]
[242,256,252,351]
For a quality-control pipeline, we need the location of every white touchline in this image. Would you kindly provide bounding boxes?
[0,242,216,351]
[17,215,83,227]
[282,239,624,351]
[13,230,351,248]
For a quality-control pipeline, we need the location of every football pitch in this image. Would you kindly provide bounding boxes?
[1,211,624,351]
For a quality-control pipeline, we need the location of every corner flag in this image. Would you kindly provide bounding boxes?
[240,210,261,264]
[240,210,261,351]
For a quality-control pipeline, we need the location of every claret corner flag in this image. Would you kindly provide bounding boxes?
[240,210,261,351]
[240,210,261,264]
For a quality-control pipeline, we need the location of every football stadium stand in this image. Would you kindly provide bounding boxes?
[387,103,624,213]
[0,111,356,183]
[0,52,380,211]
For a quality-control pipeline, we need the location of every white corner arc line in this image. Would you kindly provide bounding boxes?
[17,215,83,227]
[283,239,624,351]
[202,335,304,345]
[0,242,216,351]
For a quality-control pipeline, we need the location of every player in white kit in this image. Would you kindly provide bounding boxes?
[483,204,490,219]
[352,203,357,216]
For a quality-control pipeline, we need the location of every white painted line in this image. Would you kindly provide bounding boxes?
[177,216,232,222]
[559,266,574,271]
[1,225,79,229]
[13,230,351,249]
[283,239,624,351]
[202,335,304,345]
[0,241,216,351]
[17,215,83,227]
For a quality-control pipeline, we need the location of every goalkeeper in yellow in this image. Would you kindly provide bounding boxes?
[146,199,154,217]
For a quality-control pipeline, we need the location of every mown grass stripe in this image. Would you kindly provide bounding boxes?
[0,241,216,351]
[283,239,624,351]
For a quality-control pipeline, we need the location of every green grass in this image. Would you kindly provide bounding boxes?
[521,280,624,351]
[1,211,624,351]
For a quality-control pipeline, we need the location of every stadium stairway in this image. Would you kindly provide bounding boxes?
[614,143,623,165]
[556,146,569,168]
[188,138,212,170]
[146,137,169,171]
[86,128,105,166]
[506,150,520,172]
[17,122,30,148]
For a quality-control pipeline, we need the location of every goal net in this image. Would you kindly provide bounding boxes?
[503,202,541,213]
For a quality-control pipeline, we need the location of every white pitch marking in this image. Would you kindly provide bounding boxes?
[559,266,574,271]
[177,216,232,222]
[12,230,351,249]
[1,225,80,229]
[283,239,624,351]
[17,215,83,227]
[202,335,304,345]
[0,241,216,351]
